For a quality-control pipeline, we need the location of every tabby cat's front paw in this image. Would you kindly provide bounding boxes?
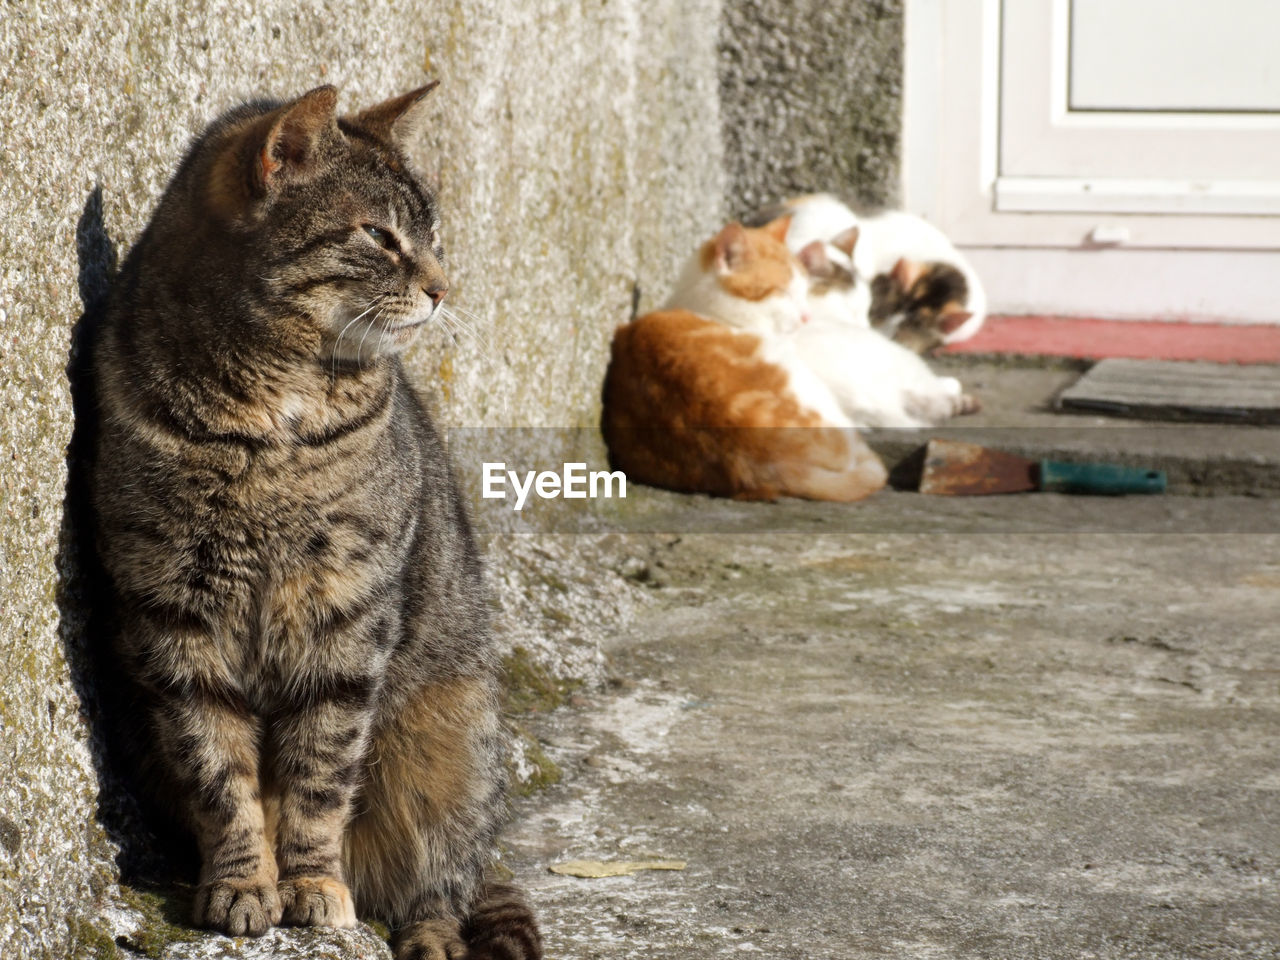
[394,918,468,960]
[194,878,283,937]
[278,875,357,928]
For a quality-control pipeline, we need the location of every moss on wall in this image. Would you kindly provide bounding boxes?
[0,0,900,955]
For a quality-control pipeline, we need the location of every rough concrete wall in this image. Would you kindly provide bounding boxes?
[718,0,903,218]
[0,1,724,956]
[2,0,906,955]
[407,0,726,427]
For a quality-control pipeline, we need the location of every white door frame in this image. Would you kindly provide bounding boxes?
[902,0,1280,322]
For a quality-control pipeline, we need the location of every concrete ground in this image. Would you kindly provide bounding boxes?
[503,505,1280,959]
[502,360,1280,959]
[109,359,1280,959]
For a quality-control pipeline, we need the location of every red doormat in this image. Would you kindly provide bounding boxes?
[942,316,1280,365]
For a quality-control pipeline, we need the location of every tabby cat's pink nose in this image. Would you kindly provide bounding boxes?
[426,285,448,307]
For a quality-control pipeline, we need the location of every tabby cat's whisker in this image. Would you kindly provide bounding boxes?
[441,303,489,339]
[442,302,484,323]
[356,307,387,362]
[438,305,493,357]
[376,310,394,356]
[437,308,488,361]
[330,297,386,378]
[432,307,456,337]
[435,308,461,339]
[330,316,364,374]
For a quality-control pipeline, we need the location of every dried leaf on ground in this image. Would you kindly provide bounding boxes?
[548,859,687,878]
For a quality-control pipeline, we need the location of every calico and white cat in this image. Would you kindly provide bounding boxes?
[868,256,973,355]
[603,219,888,501]
[756,193,987,350]
[792,241,980,428]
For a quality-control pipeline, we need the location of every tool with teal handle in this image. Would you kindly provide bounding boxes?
[918,439,1167,496]
[1036,458,1166,495]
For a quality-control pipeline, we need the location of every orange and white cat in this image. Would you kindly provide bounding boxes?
[602,219,887,501]
[663,220,978,429]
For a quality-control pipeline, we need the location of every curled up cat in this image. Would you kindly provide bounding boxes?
[749,193,985,353]
[792,241,980,428]
[88,84,541,960]
[602,219,888,501]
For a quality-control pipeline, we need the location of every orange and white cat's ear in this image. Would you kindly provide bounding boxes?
[255,85,340,191]
[890,257,925,291]
[713,222,753,273]
[831,225,859,257]
[761,214,793,245]
[939,310,973,335]
[347,81,440,147]
[796,240,830,277]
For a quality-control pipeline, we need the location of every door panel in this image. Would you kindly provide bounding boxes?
[1068,0,1280,112]
[903,0,1280,321]
[999,1,1280,185]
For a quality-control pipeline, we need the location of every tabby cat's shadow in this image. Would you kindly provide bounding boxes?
[60,186,195,887]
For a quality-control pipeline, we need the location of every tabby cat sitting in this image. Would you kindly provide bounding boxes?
[90,84,540,960]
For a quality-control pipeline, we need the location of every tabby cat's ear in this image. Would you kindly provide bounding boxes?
[831,225,859,257]
[254,85,341,192]
[347,82,440,147]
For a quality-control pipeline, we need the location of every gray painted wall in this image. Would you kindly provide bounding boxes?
[0,1,901,955]
[720,0,904,217]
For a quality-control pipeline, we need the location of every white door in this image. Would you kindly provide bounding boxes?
[904,0,1280,323]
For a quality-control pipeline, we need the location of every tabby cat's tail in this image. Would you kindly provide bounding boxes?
[462,882,543,960]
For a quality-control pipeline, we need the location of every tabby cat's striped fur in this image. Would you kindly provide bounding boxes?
[89,84,540,960]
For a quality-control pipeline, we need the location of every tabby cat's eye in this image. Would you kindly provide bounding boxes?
[363,224,399,252]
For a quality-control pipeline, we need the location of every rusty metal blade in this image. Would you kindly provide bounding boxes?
[918,439,1038,496]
